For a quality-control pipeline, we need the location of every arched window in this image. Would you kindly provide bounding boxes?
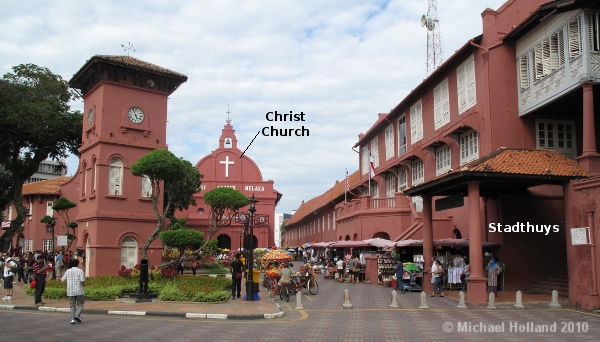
[109,158,123,195]
[82,162,87,197]
[141,176,151,198]
[120,237,138,269]
[92,157,97,195]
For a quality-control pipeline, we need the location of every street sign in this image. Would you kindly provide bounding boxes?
[570,227,590,245]
[56,235,68,246]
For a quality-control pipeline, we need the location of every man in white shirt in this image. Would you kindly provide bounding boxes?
[61,259,85,324]
[430,257,437,284]
[2,253,17,301]
[336,258,345,283]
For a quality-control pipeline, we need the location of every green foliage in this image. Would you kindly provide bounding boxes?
[203,268,230,274]
[159,284,189,301]
[204,187,249,210]
[83,287,123,301]
[159,228,205,252]
[192,290,229,302]
[166,159,203,215]
[24,273,232,302]
[0,64,82,251]
[167,217,187,230]
[52,197,76,211]
[40,215,52,223]
[130,149,203,260]
[198,260,222,269]
[68,221,78,229]
[131,149,186,184]
[66,233,77,240]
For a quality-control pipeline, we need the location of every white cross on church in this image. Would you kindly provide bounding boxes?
[219,155,235,178]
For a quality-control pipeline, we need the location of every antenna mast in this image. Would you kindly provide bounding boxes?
[421,0,444,76]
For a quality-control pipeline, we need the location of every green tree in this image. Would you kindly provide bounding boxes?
[130,149,202,260]
[0,64,82,252]
[204,187,249,238]
[159,225,205,257]
[158,188,248,268]
[52,197,78,250]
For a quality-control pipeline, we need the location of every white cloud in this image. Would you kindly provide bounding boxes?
[1,0,507,213]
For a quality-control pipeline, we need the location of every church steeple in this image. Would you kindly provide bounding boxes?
[219,105,237,149]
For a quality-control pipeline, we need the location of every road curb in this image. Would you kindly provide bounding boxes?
[2,304,285,320]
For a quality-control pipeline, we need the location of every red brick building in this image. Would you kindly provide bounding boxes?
[4,55,279,276]
[284,0,600,309]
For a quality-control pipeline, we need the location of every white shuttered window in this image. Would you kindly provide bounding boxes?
[386,173,396,198]
[460,130,479,165]
[411,159,424,186]
[410,100,423,143]
[141,176,152,198]
[109,158,124,195]
[120,237,138,269]
[398,116,407,156]
[371,137,379,168]
[361,147,369,175]
[385,125,395,160]
[433,78,450,129]
[457,54,477,114]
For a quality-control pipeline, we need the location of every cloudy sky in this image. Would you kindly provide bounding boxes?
[1,0,506,214]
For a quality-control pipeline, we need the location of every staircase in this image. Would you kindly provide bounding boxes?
[522,267,568,297]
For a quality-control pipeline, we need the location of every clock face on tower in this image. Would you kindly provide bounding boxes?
[87,108,94,125]
[127,107,145,124]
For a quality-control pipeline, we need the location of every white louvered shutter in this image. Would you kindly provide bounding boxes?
[568,16,582,59]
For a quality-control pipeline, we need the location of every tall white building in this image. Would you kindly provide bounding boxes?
[274,212,293,248]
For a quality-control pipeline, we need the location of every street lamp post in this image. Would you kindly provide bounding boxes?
[245,195,258,301]
[234,194,269,301]
[44,217,56,280]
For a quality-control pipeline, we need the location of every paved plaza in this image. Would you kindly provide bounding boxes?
[1,271,599,341]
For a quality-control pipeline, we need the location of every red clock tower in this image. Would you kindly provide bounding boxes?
[67,55,187,276]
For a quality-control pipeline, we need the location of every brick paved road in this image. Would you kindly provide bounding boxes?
[3,275,599,341]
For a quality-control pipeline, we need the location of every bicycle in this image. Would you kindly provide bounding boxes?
[307,273,319,295]
[279,282,292,302]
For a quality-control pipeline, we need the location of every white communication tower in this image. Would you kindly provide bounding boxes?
[421,0,444,76]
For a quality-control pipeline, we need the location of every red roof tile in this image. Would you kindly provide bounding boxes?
[70,55,187,82]
[22,177,71,196]
[287,170,361,226]
[407,148,590,191]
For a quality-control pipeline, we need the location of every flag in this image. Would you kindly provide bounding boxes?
[345,169,350,192]
[369,154,376,177]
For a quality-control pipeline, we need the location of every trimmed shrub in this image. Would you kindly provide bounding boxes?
[192,290,229,302]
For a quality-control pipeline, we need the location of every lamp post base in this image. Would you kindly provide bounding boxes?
[243,292,261,301]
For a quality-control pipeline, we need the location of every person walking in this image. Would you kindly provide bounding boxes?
[17,253,25,283]
[32,255,49,305]
[2,253,18,301]
[55,251,64,277]
[25,253,35,284]
[393,260,405,293]
[431,260,445,297]
[61,259,85,324]
[336,258,345,283]
[230,253,243,299]
[191,259,198,276]
[485,258,501,296]
[346,257,357,284]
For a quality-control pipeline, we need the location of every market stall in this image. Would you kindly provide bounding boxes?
[259,249,292,289]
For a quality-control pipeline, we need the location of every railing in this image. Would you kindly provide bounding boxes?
[369,197,395,209]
